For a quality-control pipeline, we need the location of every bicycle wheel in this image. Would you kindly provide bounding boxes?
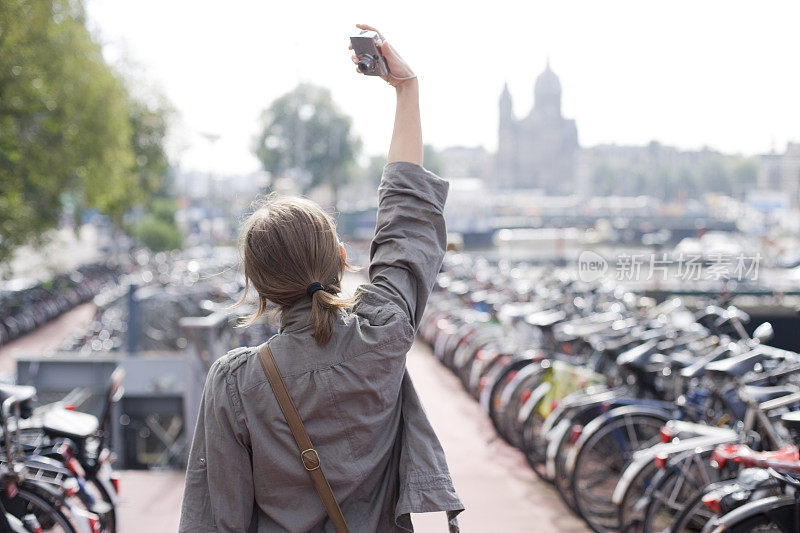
[720,497,796,532]
[618,460,660,533]
[669,476,783,533]
[2,485,76,533]
[498,364,547,448]
[669,486,718,533]
[642,447,735,533]
[518,383,553,480]
[552,418,582,510]
[87,475,117,533]
[571,411,666,533]
[486,358,535,436]
[552,400,616,511]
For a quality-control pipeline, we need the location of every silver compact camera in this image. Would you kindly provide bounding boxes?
[350,30,389,77]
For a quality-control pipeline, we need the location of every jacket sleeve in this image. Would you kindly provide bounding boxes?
[179,358,255,532]
[359,161,449,331]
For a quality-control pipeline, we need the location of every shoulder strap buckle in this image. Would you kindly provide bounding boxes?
[301,448,321,471]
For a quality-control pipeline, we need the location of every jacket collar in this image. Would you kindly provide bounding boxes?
[280,298,313,333]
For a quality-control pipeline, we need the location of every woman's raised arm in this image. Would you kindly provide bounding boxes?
[387,78,421,165]
[350,23,422,165]
[350,25,447,330]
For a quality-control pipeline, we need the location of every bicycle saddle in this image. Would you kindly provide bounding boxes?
[591,331,639,355]
[0,382,36,404]
[704,350,768,379]
[665,349,697,370]
[740,385,799,404]
[42,407,99,440]
[780,411,800,437]
[656,330,708,354]
[680,345,737,380]
[524,309,566,328]
[559,321,620,341]
[616,339,660,369]
[557,311,623,336]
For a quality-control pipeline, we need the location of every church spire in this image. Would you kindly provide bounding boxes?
[499,82,513,120]
[533,61,562,118]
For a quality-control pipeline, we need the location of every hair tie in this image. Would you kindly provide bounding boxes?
[306,282,324,298]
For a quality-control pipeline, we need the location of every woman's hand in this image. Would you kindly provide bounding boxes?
[350,24,416,88]
[350,24,421,164]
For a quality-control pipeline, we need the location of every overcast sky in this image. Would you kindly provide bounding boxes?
[86,0,800,175]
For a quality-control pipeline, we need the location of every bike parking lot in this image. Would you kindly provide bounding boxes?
[420,253,800,532]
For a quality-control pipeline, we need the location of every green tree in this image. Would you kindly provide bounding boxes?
[0,0,141,262]
[134,197,182,252]
[128,93,179,252]
[362,155,387,186]
[129,95,173,198]
[360,144,441,186]
[253,84,361,198]
[423,144,443,176]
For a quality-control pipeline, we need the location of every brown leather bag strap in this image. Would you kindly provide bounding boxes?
[257,344,350,533]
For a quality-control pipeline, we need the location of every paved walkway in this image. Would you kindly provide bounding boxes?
[117,470,185,532]
[402,342,587,533]
[0,302,96,375]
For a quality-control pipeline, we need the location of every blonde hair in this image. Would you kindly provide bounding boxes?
[236,193,357,346]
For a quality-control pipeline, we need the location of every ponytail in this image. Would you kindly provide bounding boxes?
[309,281,356,346]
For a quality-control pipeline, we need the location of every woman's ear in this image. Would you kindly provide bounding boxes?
[339,243,347,268]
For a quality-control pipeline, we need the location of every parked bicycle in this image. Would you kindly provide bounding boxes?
[0,369,123,532]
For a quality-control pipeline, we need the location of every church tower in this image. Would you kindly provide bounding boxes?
[495,62,578,193]
[531,59,562,120]
[496,82,518,188]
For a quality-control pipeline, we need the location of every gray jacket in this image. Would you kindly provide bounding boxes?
[179,162,464,532]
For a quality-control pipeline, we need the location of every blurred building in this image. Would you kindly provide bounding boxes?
[438,146,492,180]
[496,62,579,193]
[575,142,724,199]
[758,143,800,206]
[492,65,760,202]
